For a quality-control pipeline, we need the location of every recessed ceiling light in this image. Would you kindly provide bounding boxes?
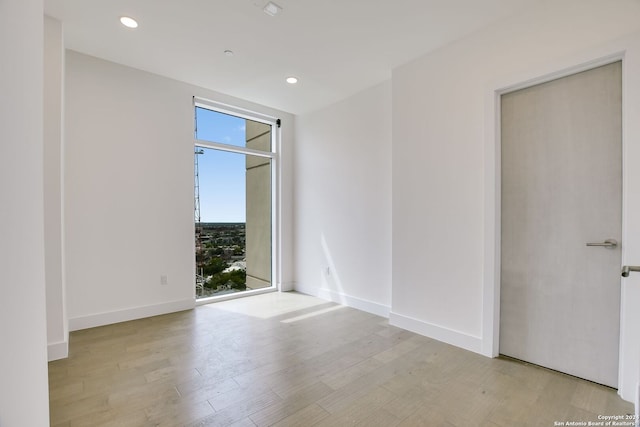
[120,16,138,29]
[263,2,282,16]
[286,76,298,84]
[224,50,234,57]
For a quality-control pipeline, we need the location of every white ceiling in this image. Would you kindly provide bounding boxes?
[44,0,537,115]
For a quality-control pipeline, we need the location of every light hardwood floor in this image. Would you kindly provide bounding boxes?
[49,292,634,426]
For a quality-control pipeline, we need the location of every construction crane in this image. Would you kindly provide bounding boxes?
[194,148,205,294]
[194,148,204,224]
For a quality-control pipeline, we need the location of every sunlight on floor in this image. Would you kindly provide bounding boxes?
[280,304,346,324]
[201,291,331,319]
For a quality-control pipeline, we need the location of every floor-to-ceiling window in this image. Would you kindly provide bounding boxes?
[194,99,278,301]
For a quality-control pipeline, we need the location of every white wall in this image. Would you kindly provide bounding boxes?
[294,81,392,316]
[65,51,294,329]
[391,0,640,402]
[0,0,51,425]
[44,15,68,361]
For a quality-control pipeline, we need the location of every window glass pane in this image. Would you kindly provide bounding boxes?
[195,107,272,152]
[195,147,272,299]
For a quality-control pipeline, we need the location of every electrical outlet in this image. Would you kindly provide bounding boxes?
[160,275,168,286]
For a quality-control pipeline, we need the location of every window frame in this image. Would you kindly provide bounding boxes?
[193,97,280,304]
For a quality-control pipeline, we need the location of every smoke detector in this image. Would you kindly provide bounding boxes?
[263,2,282,16]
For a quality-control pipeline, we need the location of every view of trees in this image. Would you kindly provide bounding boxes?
[206,269,246,291]
[196,223,246,298]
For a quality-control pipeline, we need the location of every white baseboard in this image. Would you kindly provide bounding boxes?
[293,282,390,318]
[47,340,69,361]
[389,311,483,355]
[68,298,195,331]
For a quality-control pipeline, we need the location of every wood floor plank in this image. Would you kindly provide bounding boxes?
[48,292,634,427]
[205,382,273,413]
[320,356,383,390]
[146,399,215,427]
[188,390,282,427]
[226,418,257,427]
[372,334,425,364]
[50,394,110,425]
[248,381,333,427]
[68,408,150,427]
[270,403,329,427]
[314,386,397,427]
[395,402,454,427]
[381,385,431,421]
[175,376,240,404]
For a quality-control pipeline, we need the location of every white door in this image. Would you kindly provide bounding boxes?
[499,61,622,388]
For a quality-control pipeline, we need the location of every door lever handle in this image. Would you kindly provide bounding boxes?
[622,266,640,277]
[586,239,618,248]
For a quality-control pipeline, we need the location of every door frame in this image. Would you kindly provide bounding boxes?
[482,49,633,397]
